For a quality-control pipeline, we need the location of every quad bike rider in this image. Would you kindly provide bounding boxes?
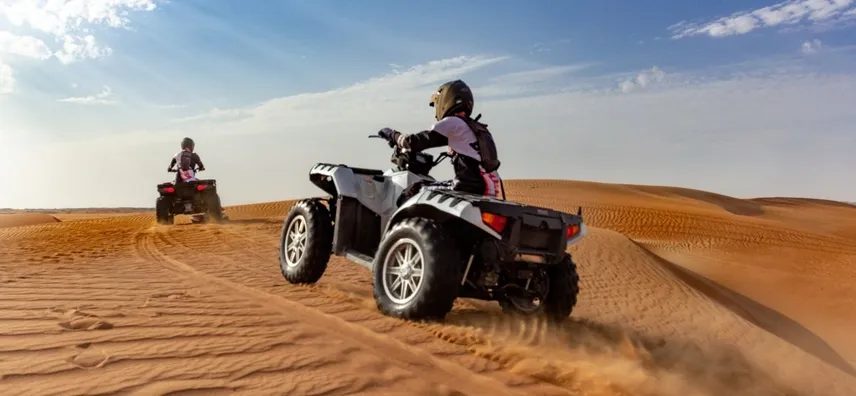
[169,137,206,184]
[278,79,587,323]
[155,137,228,224]
[378,79,503,206]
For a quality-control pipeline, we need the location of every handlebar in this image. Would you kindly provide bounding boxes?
[168,168,204,173]
[368,132,394,147]
[368,132,450,168]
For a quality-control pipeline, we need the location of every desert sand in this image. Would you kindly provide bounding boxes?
[1,179,855,396]
[0,214,61,228]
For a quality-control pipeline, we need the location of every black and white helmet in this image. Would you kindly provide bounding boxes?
[181,137,195,151]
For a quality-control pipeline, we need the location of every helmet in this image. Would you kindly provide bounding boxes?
[181,137,195,151]
[429,79,474,121]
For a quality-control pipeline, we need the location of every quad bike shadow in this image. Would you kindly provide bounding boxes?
[155,168,229,225]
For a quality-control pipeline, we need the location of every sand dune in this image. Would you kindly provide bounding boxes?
[0,213,61,229]
[1,179,854,395]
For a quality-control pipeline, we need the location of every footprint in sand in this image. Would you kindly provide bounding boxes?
[58,317,114,331]
[67,350,110,369]
[148,291,192,300]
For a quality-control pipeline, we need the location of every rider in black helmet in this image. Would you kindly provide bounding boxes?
[168,137,205,184]
[378,79,503,202]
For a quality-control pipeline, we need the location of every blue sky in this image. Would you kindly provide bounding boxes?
[1,0,855,208]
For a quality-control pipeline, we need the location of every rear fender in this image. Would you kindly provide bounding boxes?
[567,222,588,246]
[384,189,501,239]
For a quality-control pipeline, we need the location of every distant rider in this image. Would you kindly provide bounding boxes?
[168,137,205,184]
[378,79,503,203]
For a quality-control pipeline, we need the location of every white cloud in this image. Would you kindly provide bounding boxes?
[58,85,117,104]
[801,38,824,54]
[477,63,597,97]
[491,64,594,86]
[175,55,509,128]
[529,38,571,54]
[0,59,13,93]
[670,0,856,38]
[0,0,159,91]
[3,54,856,208]
[0,0,157,37]
[172,107,249,123]
[0,31,52,59]
[54,34,112,64]
[154,103,187,109]
[619,66,666,93]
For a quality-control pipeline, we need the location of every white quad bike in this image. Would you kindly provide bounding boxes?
[279,132,588,322]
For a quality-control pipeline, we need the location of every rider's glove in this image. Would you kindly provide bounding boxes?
[378,127,398,147]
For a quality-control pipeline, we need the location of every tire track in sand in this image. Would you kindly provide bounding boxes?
[201,213,850,396]
[3,219,432,395]
[133,229,539,396]
[149,222,650,396]
[148,224,588,395]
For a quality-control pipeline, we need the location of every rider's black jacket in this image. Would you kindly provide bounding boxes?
[169,151,204,172]
[389,129,487,195]
[168,151,205,184]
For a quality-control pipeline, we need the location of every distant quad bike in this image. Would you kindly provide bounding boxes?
[279,132,588,322]
[155,168,228,225]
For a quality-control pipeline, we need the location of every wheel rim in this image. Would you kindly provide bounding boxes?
[284,215,308,268]
[509,296,542,313]
[381,238,425,305]
[508,276,549,313]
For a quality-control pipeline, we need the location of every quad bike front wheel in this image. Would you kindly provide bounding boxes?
[372,217,462,321]
[155,197,174,225]
[279,199,333,284]
[500,253,579,322]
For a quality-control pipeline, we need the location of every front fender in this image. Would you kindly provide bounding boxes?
[383,189,501,239]
[308,163,360,198]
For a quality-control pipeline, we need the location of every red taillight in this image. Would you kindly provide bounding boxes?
[481,212,507,233]
[196,184,207,191]
[566,224,580,239]
[163,187,175,193]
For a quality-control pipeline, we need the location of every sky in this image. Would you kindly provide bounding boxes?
[0,0,855,208]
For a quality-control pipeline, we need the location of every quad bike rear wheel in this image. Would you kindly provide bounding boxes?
[202,192,226,223]
[155,197,174,225]
[279,199,333,284]
[499,253,579,323]
[372,217,462,321]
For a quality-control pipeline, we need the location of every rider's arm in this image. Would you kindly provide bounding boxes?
[191,153,205,170]
[168,157,176,171]
[393,116,473,152]
[391,130,448,152]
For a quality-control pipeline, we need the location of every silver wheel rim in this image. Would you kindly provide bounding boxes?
[284,215,308,268]
[381,238,425,305]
